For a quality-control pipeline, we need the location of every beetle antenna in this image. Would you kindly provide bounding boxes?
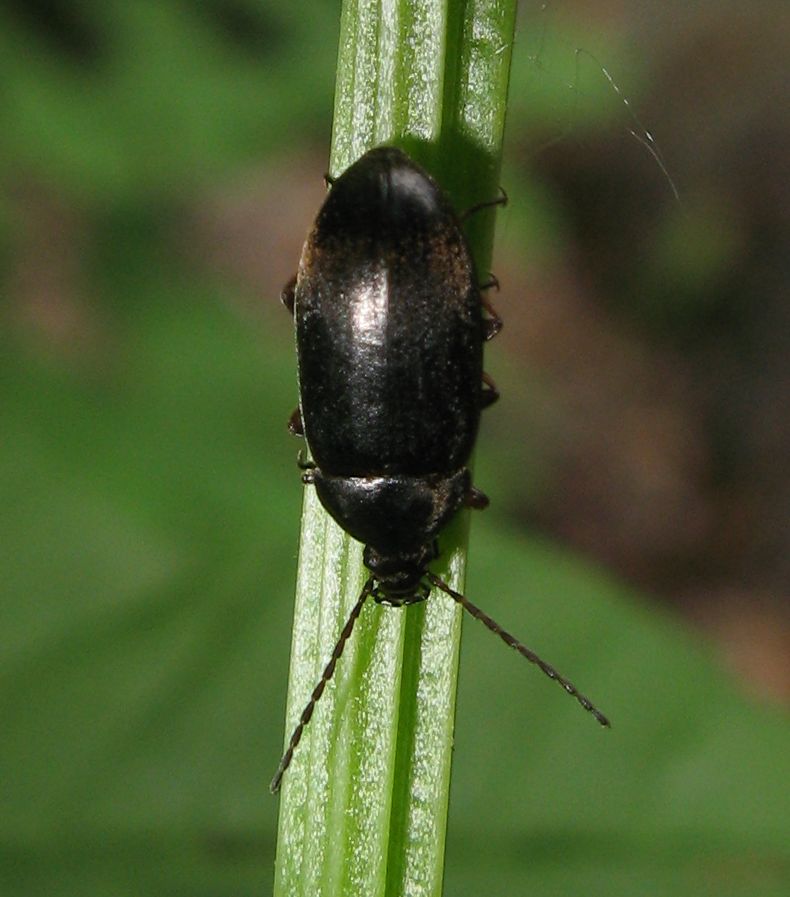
[426,571,610,727]
[270,577,375,794]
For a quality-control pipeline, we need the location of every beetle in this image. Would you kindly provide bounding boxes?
[271,146,608,793]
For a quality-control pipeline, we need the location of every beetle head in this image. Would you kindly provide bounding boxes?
[363,543,434,604]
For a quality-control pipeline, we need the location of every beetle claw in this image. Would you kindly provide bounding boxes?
[481,372,500,408]
[481,290,503,341]
[464,487,490,510]
[480,273,500,292]
[281,275,296,316]
[483,316,503,341]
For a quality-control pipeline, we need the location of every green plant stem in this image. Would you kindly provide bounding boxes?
[273,2,516,895]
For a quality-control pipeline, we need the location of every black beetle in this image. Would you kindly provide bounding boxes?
[271,146,608,793]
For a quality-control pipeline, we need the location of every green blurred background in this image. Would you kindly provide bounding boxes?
[1,1,788,895]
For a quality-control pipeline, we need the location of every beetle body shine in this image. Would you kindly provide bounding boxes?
[293,146,488,598]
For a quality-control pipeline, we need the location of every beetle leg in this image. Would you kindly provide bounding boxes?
[460,186,508,222]
[481,296,503,340]
[481,371,500,408]
[483,317,502,341]
[464,487,490,510]
[324,172,336,188]
[288,407,304,437]
[480,275,503,340]
[297,449,316,471]
[281,274,296,316]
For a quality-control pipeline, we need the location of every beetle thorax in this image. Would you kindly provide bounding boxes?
[311,470,471,557]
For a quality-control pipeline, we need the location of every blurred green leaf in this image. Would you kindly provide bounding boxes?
[0,0,340,204]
